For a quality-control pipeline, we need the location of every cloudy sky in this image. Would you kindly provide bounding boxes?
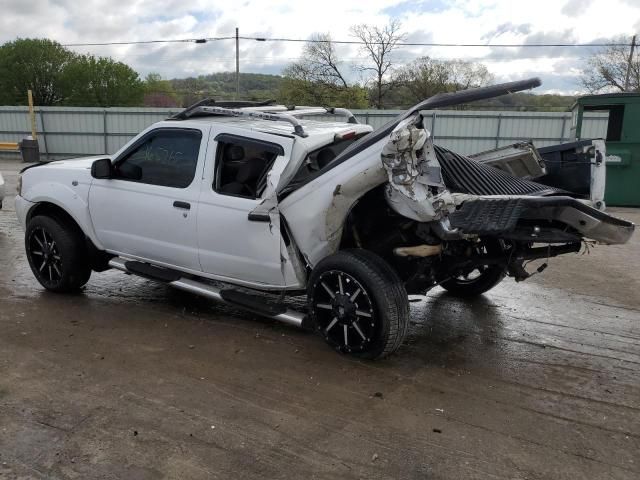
[2,0,640,94]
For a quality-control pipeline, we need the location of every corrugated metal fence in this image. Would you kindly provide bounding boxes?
[0,106,608,160]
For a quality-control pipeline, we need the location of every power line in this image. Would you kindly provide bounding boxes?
[62,37,233,47]
[242,36,630,48]
[100,52,588,62]
[61,35,632,48]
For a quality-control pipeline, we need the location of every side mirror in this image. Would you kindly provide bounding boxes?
[91,158,112,179]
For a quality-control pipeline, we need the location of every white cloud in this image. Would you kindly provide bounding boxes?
[1,0,638,94]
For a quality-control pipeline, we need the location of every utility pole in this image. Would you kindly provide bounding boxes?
[235,27,240,99]
[624,34,636,92]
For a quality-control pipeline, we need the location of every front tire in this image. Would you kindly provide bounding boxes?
[308,249,409,359]
[25,215,92,292]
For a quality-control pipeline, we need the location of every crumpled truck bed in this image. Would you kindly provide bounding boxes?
[435,146,563,197]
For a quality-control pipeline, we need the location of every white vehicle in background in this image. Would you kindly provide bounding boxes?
[14,78,635,359]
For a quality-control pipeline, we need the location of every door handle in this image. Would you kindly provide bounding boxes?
[247,212,270,222]
[173,201,191,210]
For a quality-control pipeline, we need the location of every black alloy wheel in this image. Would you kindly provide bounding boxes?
[312,269,376,354]
[308,249,409,359]
[25,215,92,292]
[28,226,63,284]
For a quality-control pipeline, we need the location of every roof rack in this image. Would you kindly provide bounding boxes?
[191,105,311,137]
[169,99,358,138]
[170,98,277,120]
[247,106,358,124]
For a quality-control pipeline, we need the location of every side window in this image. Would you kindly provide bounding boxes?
[114,129,202,188]
[288,133,368,186]
[605,105,624,142]
[213,136,283,199]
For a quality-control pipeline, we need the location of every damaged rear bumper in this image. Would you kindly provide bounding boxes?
[448,195,635,245]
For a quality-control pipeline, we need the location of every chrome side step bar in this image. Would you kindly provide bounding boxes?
[108,258,306,328]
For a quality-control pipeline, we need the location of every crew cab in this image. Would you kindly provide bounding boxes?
[15,78,635,359]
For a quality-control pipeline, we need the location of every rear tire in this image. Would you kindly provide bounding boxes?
[440,266,506,297]
[308,249,409,359]
[25,215,92,292]
[441,239,506,297]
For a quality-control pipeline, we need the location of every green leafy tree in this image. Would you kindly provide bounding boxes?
[171,76,209,106]
[278,77,368,108]
[469,92,575,112]
[171,73,284,106]
[0,38,75,105]
[391,57,493,107]
[143,73,179,106]
[62,55,144,107]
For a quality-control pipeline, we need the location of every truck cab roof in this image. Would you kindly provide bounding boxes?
[162,101,374,152]
[162,115,373,152]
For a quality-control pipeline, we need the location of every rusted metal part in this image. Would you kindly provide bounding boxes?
[393,244,443,257]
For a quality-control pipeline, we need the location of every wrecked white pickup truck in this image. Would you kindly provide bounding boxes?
[15,78,635,359]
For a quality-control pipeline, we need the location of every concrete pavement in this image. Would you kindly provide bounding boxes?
[1,159,639,479]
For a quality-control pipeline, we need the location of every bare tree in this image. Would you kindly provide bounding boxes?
[283,33,349,88]
[582,36,639,93]
[281,33,369,107]
[351,20,407,108]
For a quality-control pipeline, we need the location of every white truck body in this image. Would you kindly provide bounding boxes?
[13,80,636,359]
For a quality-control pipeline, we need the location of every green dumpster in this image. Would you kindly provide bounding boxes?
[571,93,640,206]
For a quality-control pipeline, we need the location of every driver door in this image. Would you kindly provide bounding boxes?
[88,126,209,271]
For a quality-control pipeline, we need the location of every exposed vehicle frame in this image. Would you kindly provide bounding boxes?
[15,79,635,359]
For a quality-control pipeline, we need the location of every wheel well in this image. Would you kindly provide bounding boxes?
[27,202,112,271]
[339,185,421,282]
[28,202,82,234]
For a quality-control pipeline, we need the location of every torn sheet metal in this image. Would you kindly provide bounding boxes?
[324,164,387,250]
[278,141,388,267]
[249,144,308,287]
[381,114,455,221]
